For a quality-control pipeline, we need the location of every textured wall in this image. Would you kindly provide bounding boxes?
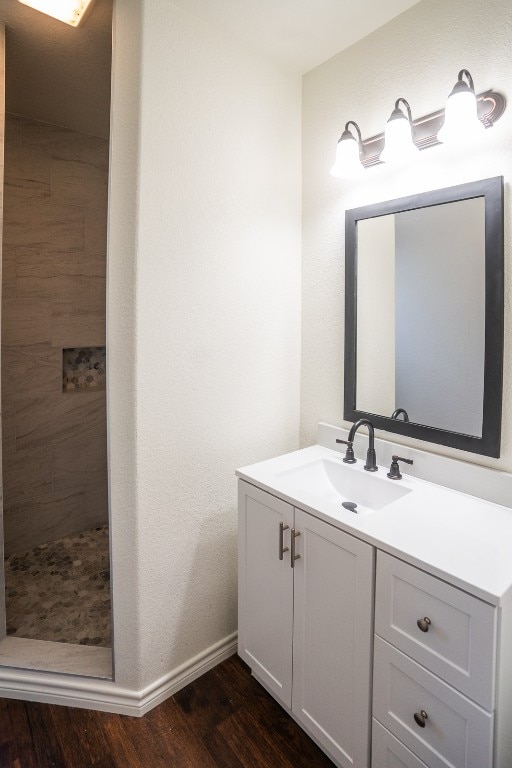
[126,1,302,689]
[301,0,512,470]
[2,115,109,554]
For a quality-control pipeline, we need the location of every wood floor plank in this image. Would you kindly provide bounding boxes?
[201,726,246,768]
[243,681,334,767]
[48,702,112,767]
[87,758,118,768]
[106,715,170,768]
[23,701,68,768]
[0,699,39,768]
[137,700,192,762]
[95,714,144,768]
[145,701,220,768]
[174,663,241,736]
[218,706,296,768]
[225,659,333,767]
[0,741,19,768]
[0,655,335,768]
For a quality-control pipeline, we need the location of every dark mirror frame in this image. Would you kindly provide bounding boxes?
[344,176,504,457]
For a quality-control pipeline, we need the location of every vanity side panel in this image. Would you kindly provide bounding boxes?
[494,593,512,768]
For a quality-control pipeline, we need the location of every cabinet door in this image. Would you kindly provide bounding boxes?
[292,508,374,768]
[238,481,294,708]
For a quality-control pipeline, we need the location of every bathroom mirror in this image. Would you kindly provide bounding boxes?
[344,176,504,457]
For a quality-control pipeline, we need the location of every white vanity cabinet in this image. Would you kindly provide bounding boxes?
[237,441,512,768]
[238,480,374,768]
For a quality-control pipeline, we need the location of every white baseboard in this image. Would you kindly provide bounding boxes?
[138,631,238,715]
[0,632,238,716]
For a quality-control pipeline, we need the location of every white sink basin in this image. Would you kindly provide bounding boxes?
[275,458,411,515]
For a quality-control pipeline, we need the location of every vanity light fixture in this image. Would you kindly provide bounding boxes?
[380,98,419,164]
[330,121,364,178]
[437,69,485,145]
[331,70,506,175]
[18,0,94,26]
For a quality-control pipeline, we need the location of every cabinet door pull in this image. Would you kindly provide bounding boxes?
[413,709,428,728]
[417,617,431,633]
[279,522,289,560]
[290,529,301,567]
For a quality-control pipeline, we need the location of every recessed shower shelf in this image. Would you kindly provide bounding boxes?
[62,346,106,393]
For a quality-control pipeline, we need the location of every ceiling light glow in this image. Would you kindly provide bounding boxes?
[18,0,94,26]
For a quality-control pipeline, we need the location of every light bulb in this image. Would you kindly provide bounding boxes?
[438,87,485,146]
[330,137,363,178]
[330,122,364,179]
[380,100,419,164]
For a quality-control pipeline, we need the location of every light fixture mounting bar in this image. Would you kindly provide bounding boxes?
[360,90,505,168]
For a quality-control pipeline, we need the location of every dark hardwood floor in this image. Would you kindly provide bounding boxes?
[0,654,335,767]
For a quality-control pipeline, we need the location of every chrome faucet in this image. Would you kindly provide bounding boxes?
[337,419,378,472]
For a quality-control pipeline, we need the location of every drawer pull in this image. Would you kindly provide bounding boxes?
[413,709,428,728]
[417,616,431,633]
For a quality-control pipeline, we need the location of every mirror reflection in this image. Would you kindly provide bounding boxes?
[356,197,486,437]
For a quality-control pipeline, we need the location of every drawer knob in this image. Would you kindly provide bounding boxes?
[413,709,428,728]
[417,616,431,633]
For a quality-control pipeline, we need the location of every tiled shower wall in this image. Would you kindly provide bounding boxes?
[2,114,108,555]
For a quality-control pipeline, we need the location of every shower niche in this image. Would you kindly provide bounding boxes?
[63,347,106,393]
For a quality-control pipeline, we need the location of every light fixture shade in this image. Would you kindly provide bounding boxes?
[380,106,419,164]
[18,0,94,26]
[438,87,485,145]
[330,136,363,178]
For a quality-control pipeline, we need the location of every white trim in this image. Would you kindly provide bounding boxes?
[0,632,238,715]
[137,632,238,715]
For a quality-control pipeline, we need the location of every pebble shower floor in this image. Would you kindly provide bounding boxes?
[4,526,111,647]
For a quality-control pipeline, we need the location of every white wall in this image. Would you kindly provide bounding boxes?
[109,0,301,692]
[301,0,512,470]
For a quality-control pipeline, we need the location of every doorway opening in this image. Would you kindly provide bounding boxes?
[0,0,113,676]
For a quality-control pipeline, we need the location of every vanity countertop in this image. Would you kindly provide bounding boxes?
[236,444,512,606]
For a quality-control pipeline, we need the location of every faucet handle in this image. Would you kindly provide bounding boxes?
[336,439,356,464]
[387,455,414,480]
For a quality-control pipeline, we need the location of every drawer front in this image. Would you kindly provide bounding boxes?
[372,720,429,768]
[375,551,496,709]
[373,637,493,768]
